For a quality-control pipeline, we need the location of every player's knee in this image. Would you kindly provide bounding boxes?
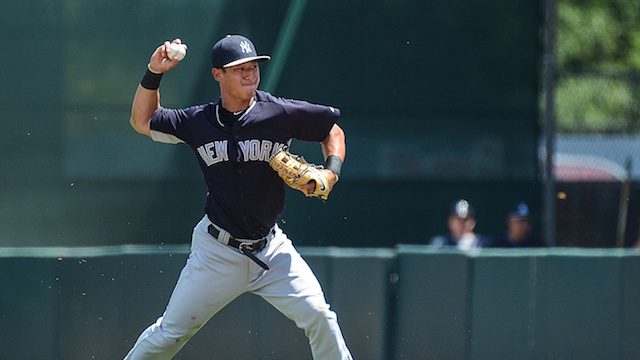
[299,305,338,336]
[152,318,201,348]
[160,331,191,346]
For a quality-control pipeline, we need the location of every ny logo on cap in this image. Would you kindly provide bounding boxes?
[240,41,253,54]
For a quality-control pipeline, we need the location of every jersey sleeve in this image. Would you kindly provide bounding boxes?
[287,100,341,142]
[149,107,192,144]
[262,92,341,142]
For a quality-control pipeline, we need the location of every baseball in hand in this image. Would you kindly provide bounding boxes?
[167,43,187,61]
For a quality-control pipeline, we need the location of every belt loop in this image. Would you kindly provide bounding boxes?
[218,228,231,245]
[209,222,230,245]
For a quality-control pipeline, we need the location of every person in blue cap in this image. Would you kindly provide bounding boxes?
[492,202,546,248]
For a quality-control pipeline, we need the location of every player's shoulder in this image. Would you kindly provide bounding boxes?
[253,90,297,114]
[186,102,215,116]
[158,102,212,116]
[254,90,292,107]
[154,103,215,131]
[180,103,216,124]
[254,90,339,117]
[255,90,310,108]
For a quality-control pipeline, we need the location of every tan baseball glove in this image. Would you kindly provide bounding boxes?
[269,148,333,200]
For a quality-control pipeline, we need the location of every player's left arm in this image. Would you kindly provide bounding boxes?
[321,124,346,162]
[321,124,346,188]
[298,124,345,194]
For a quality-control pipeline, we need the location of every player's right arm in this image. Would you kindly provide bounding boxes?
[130,39,185,137]
[130,85,159,137]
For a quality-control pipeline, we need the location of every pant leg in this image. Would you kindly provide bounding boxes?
[124,217,248,360]
[252,230,353,360]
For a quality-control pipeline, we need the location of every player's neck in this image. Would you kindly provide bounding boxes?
[221,96,254,114]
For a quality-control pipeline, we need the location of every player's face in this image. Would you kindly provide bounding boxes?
[214,61,261,103]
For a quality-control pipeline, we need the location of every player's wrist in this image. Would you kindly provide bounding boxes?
[325,155,342,180]
[147,63,163,74]
[140,64,163,90]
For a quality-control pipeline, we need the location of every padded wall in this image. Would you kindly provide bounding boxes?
[2,246,639,360]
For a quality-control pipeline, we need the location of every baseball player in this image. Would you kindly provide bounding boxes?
[124,35,352,359]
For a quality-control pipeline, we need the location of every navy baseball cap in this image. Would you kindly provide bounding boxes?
[450,199,475,219]
[211,35,271,68]
[508,202,530,219]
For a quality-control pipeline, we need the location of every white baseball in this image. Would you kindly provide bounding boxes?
[167,43,187,61]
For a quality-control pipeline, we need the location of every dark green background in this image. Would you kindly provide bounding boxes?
[0,0,540,247]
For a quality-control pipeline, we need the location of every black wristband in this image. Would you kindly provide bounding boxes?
[325,155,343,179]
[140,66,163,90]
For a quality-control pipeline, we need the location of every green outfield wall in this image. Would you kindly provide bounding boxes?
[1,246,639,360]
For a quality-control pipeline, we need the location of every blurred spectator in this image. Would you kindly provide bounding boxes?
[429,199,492,251]
[492,202,546,248]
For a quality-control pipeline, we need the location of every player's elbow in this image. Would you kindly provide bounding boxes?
[322,124,345,144]
[130,113,151,137]
[322,124,346,160]
[330,124,345,142]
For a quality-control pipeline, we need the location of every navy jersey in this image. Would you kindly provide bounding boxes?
[149,90,340,239]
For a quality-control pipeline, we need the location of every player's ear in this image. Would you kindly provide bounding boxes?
[212,68,221,82]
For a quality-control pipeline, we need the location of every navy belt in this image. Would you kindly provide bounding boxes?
[207,224,272,270]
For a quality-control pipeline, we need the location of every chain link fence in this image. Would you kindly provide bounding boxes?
[550,71,640,247]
